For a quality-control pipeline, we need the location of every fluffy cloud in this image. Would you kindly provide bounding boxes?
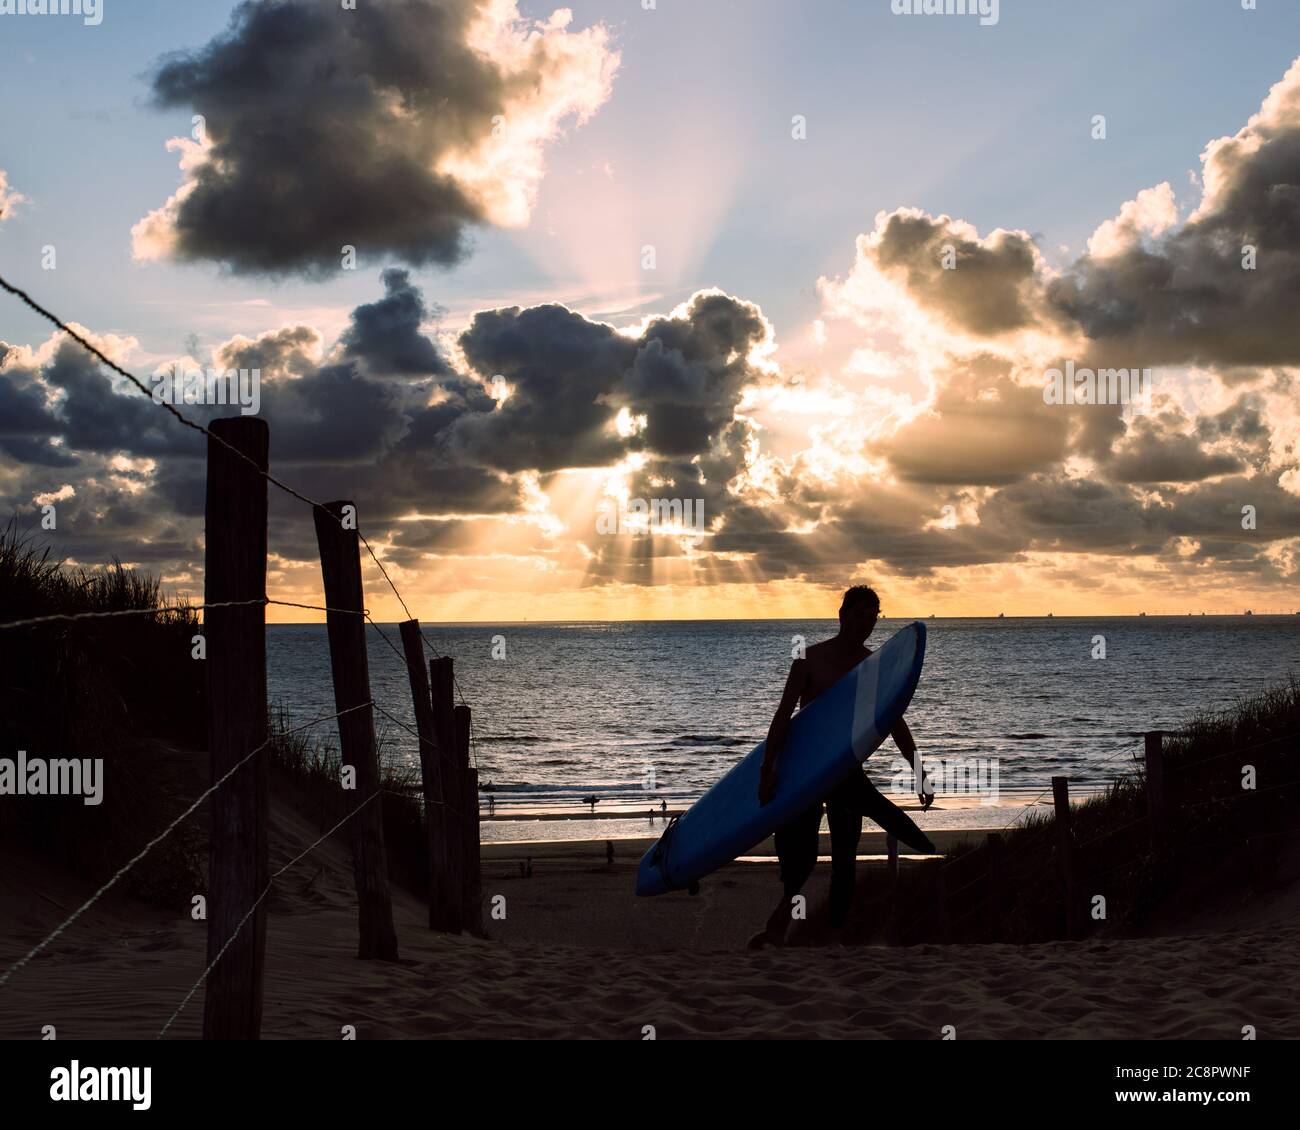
[1049,58,1300,366]
[880,355,1069,486]
[832,207,1062,341]
[447,290,772,473]
[1085,182,1180,259]
[132,0,618,278]
[0,168,23,223]
[787,57,1300,592]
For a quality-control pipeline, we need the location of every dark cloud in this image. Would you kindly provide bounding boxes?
[259,362,403,464]
[43,340,205,461]
[1046,60,1300,367]
[139,0,615,278]
[1195,396,1275,464]
[340,268,451,378]
[452,303,632,471]
[0,350,75,466]
[863,209,1058,337]
[449,290,771,474]
[626,292,768,457]
[1104,414,1245,484]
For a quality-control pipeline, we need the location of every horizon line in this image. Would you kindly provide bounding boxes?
[258,611,1300,626]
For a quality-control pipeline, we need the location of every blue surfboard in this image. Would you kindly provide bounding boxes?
[636,621,927,897]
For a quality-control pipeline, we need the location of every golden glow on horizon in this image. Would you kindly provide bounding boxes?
[238,554,1300,625]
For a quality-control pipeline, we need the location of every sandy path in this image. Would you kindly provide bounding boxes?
[2,797,1296,1040]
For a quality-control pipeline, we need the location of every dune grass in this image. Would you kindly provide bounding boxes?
[841,678,1300,945]
[0,520,441,913]
[265,705,430,897]
[0,520,207,905]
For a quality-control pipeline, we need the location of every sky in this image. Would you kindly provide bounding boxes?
[2,0,1300,621]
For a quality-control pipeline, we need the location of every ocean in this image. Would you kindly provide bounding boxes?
[265,616,1300,839]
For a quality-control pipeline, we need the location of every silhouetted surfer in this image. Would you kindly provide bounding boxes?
[750,585,936,948]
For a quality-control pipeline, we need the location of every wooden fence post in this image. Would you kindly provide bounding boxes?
[886,834,899,885]
[430,656,463,934]
[313,500,399,961]
[1144,730,1170,853]
[455,704,481,936]
[398,620,454,930]
[1052,776,1079,939]
[985,832,1004,943]
[202,417,269,1040]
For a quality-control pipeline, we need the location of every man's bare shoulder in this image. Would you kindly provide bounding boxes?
[804,638,838,660]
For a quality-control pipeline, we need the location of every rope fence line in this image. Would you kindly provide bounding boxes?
[0,597,374,632]
[372,699,435,755]
[365,615,408,664]
[1165,727,1300,774]
[380,785,455,810]
[1077,813,1150,851]
[896,728,1297,940]
[895,737,1142,936]
[0,602,483,777]
[1178,825,1300,855]
[943,868,991,905]
[365,620,475,772]
[0,598,265,631]
[370,702,470,813]
[1179,776,1299,814]
[0,701,374,993]
[990,736,1142,839]
[157,787,383,1040]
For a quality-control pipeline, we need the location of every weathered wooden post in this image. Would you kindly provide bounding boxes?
[203,416,269,1040]
[429,656,463,934]
[1052,776,1079,939]
[984,832,1004,943]
[1144,731,1170,853]
[455,704,481,935]
[398,620,454,930]
[313,500,398,961]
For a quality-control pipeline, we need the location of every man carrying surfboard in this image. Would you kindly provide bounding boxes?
[750,585,936,947]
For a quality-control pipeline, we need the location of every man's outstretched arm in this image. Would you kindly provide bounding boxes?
[890,717,934,807]
[890,716,917,757]
[758,659,805,806]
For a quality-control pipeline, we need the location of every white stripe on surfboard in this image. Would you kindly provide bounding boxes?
[850,650,882,760]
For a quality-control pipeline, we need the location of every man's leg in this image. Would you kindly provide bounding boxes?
[839,769,937,854]
[827,789,863,930]
[750,803,821,948]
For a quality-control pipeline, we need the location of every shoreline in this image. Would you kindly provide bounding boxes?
[480,827,996,860]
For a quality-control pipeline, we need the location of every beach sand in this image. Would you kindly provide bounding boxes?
[2,793,1297,1041]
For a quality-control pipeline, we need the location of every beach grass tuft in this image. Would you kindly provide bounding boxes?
[836,678,1300,945]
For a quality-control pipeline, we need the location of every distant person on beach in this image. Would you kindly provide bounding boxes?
[751,585,936,948]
